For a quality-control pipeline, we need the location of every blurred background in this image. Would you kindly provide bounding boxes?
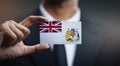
[0,0,41,23]
[0,0,119,23]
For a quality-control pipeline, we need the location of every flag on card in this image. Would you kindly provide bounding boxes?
[39,21,62,33]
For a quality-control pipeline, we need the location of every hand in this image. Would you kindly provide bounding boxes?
[0,16,49,60]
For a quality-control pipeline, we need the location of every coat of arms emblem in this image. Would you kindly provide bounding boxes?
[65,28,80,42]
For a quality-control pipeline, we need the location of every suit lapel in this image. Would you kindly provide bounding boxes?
[73,15,104,66]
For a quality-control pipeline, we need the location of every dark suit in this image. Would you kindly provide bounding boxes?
[1,1,120,66]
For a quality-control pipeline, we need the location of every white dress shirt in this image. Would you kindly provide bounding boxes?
[39,3,81,66]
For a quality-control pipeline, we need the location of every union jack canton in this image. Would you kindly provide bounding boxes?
[39,21,62,33]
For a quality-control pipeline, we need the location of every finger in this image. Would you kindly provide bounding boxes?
[1,21,17,47]
[19,16,48,27]
[16,24,30,40]
[8,20,24,44]
[23,44,49,55]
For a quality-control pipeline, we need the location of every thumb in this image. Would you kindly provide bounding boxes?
[23,44,49,55]
[19,16,48,27]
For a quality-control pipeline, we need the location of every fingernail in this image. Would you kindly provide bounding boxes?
[41,43,49,48]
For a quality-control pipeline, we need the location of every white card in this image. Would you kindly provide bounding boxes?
[39,21,82,44]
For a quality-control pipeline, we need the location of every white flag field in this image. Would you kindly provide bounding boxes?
[39,21,82,44]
